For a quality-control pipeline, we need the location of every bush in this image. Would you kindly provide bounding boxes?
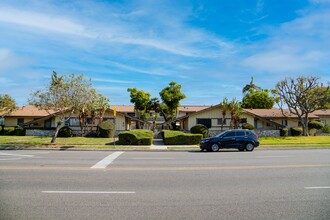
[242,123,254,130]
[98,121,115,138]
[280,128,289,137]
[190,124,209,138]
[291,127,303,136]
[58,126,73,137]
[15,127,26,136]
[162,130,202,145]
[308,121,324,130]
[118,129,153,145]
[0,126,16,136]
[322,125,330,134]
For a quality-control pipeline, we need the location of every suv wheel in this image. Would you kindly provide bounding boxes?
[245,143,254,151]
[210,143,220,152]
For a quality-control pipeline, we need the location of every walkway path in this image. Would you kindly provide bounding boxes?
[150,139,167,150]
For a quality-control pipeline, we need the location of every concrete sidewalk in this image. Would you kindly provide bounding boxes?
[150,139,167,150]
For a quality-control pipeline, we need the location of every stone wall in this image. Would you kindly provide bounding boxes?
[26,129,55,136]
[255,129,280,137]
[209,129,280,137]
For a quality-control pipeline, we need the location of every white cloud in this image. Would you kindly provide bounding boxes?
[241,8,330,73]
[0,4,233,58]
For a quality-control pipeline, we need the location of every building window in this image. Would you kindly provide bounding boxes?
[282,120,288,126]
[17,118,24,126]
[196,118,212,128]
[217,118,226,125]
[298,121,302,126]
[65,117,80,127]
[240,118,247,123]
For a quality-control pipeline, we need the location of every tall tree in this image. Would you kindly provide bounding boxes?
[30,71,94,143]
[0,94,17,132]
[220,97,229,131]
[275,76,329,136]
[242,76,261,94]
[159,82,186,129]
[0,94,16,113]
[127,88,151,129]
[241,89,276,109]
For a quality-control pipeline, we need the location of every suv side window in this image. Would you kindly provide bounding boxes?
[224,131,235,137]
[236,131,245,137]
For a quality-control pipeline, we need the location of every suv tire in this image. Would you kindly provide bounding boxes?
[210,143,220,152]
[245,143,254,151]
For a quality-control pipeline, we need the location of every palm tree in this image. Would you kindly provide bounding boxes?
[220,98,229,131]
[229,98,242,129]
[242,76,261,94]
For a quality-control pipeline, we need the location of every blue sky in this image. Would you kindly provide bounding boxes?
[0,0,329,106]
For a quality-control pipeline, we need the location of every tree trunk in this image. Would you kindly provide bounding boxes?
[51,123,62,144]
[302,116,309,136]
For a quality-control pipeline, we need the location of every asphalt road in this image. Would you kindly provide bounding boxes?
[0,149,329,220]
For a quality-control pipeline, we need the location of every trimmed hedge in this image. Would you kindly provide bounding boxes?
[161,130,202,145]
[0,126,25,136]
[242,123,254,130]
[291,127,303,136]
[308,121,324,130]
[98,121,115,138]
[118,129,153,145]
[190,124,208,138]
[58,126,73,137]
[280,128,289,137]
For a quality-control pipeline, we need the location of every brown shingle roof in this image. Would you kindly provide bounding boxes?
[109,105,210,113]
[313,109,330,116]
[243,108,319,118]
[2,105,56,117]
[178,106,210,112]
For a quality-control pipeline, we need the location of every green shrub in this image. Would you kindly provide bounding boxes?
[58,126,73,137]
[190,124,208,138]
[162,130,202,145]
[308,121,324,130]
[15,127,26,136]
[0,127,16,135]
[322,125,330,134]
[242,123,254,130]
[280,128,289,137]
[291,127,303,136]
[118,129,153,145]
[98,121,115,138]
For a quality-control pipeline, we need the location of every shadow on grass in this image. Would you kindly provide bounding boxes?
[59,146,74,151]
[105,141,121,145]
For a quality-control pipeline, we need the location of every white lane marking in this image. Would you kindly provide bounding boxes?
[304,186,330,189]
[256,156,292,158]
[0,152,34,157]
[0,158,22,161]
[91,151,124,169]
[131,157,174,160]
[42,191,135,194]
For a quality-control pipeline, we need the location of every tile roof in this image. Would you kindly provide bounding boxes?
[178,105,210,112]
[243,108,319,118]
[109,105,210,113]
[313,109,330,116]
[1,105,56,117]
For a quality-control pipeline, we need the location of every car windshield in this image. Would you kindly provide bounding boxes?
[215,131,228,137]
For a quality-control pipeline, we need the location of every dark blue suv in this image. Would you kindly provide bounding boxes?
[200,130,260,152]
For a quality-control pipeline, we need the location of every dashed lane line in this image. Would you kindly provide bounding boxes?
[42,191,135,194]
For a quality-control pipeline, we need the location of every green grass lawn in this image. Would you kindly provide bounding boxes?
[0,135,329,149]
[259,136,330,145]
